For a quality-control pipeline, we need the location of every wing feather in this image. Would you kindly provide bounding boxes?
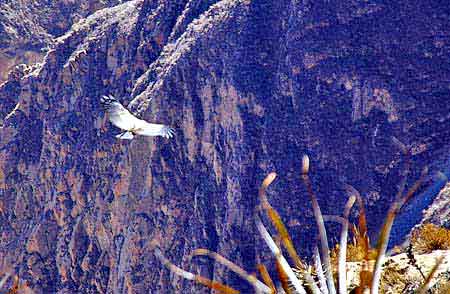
[134,121,175,138]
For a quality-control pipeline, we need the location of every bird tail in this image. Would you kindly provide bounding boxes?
[116,131,134,140]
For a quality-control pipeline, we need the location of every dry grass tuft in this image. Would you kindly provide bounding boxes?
[331,243,377,264]
[331,225,377,264]
[436,281,450,294]
[411,223,450,254]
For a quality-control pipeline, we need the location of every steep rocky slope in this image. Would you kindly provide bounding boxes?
[0,0,128,82]
[0,0,449,293]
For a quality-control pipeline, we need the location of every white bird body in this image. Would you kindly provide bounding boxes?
[101,95,174,139]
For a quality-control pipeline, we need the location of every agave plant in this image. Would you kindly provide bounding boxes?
[0,272,11,290]
[0,273,27,294]
[152,138,446,294]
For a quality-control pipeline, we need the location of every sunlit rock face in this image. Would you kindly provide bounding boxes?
[0,0,128,82]
[0,0,449,293]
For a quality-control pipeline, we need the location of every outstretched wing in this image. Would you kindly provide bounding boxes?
[101,95,141,131]
[134,120,175,138]
[101,95,174,138]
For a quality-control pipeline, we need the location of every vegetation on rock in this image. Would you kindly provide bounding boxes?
[411,224,450,254]
[153,139,448,293]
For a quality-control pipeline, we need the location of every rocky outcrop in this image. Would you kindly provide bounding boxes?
[420,182,450,228]
[0,0,449,293]
[0,0,128,82]
[346,250,450,293]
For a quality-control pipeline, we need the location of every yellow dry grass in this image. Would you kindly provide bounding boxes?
[411,224,450,254]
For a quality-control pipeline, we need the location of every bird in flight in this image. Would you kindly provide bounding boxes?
[101,95,174,140]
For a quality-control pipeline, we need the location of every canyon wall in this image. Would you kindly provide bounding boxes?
[1,0,449,292]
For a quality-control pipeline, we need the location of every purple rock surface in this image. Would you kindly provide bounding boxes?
[0,0,449,292]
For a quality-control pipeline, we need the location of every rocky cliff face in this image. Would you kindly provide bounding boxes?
[0,0,449,293]
[0,0,127,82]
